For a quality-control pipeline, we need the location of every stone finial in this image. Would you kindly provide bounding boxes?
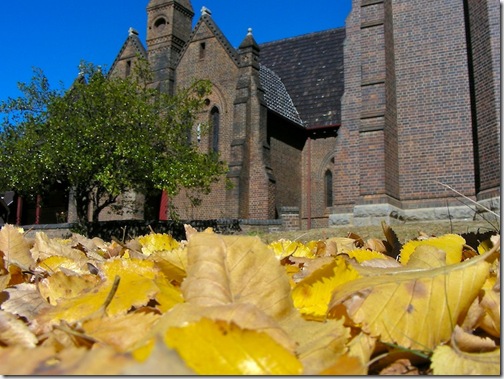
[201,6,212,16]
[247,28,253,36]
[128,27,139,36]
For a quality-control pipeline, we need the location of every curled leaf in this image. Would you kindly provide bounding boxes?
[431,345,500,375]
[328,249,491,350]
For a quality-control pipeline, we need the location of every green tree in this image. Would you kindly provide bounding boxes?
[0,59,227,227]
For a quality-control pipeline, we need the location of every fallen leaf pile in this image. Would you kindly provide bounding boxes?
[0,222,500,375]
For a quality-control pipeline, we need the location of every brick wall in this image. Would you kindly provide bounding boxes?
[302,135,338,223]
[466,0,501,197]
[392,0,475,201]
[335,0,362,212]
[268,114,304,214]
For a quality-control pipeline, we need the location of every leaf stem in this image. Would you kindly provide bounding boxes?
[102,275,120,314]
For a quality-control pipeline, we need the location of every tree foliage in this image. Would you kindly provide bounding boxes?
[0,59,227,225]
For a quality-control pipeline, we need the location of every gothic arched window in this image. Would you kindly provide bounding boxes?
[210,107,220,153]
[324,169,333,207]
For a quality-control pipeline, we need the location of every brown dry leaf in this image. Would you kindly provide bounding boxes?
[0,309,38,347]
[364,238,388,254]
[123,335,195,375]
[381,221,402,259]
[0,274,10,291]
[328,248,491,350]
[31,345,132,375]
[290,256,334,283]
[279,310,351,374]
[82,311,160,352]
[0,224,35,270]
[39,326,93,351]
[346,331,376,371]
[326,237,358,255]
[459,295,485,332]
[430,344,500,375]
[379,358,419,375]
[451,325,496,352]
[319,355,368,375]
[70,233,108,256]
[182,233,293,320]
[1,282,51,321]
[479,276,500,337]
[0,345,57,375]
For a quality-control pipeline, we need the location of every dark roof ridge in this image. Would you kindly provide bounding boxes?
[259,26,345,47]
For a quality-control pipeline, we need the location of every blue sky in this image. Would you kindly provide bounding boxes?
[0,1,351,102]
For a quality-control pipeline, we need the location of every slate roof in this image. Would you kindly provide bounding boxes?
[259,65,303,126]
[259,28,346,128]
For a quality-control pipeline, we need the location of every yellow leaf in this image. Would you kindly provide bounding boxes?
[344,248,391,263]
[164,318,303,375]
[292,256,360,319]
[137,233,180,256]
[152,302,297,353]
[0,224,35,270]
[147,247,188,282]
[268,239,315,259]
[38,271,101,305]
[182,233,293,320]
[37,255,90,275]
[431,345,500,375]
[399,234,466,265]
[328,249,491,350]
[154,274,184,313]
[34,258,161,331]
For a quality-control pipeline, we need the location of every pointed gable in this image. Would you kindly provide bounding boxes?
[109,29,148,77]
[175,13,240,68]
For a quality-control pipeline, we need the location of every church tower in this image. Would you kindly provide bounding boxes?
[146,0,194,94]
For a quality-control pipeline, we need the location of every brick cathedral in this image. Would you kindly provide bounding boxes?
[16,0,496,228]
[103,0,500,228]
